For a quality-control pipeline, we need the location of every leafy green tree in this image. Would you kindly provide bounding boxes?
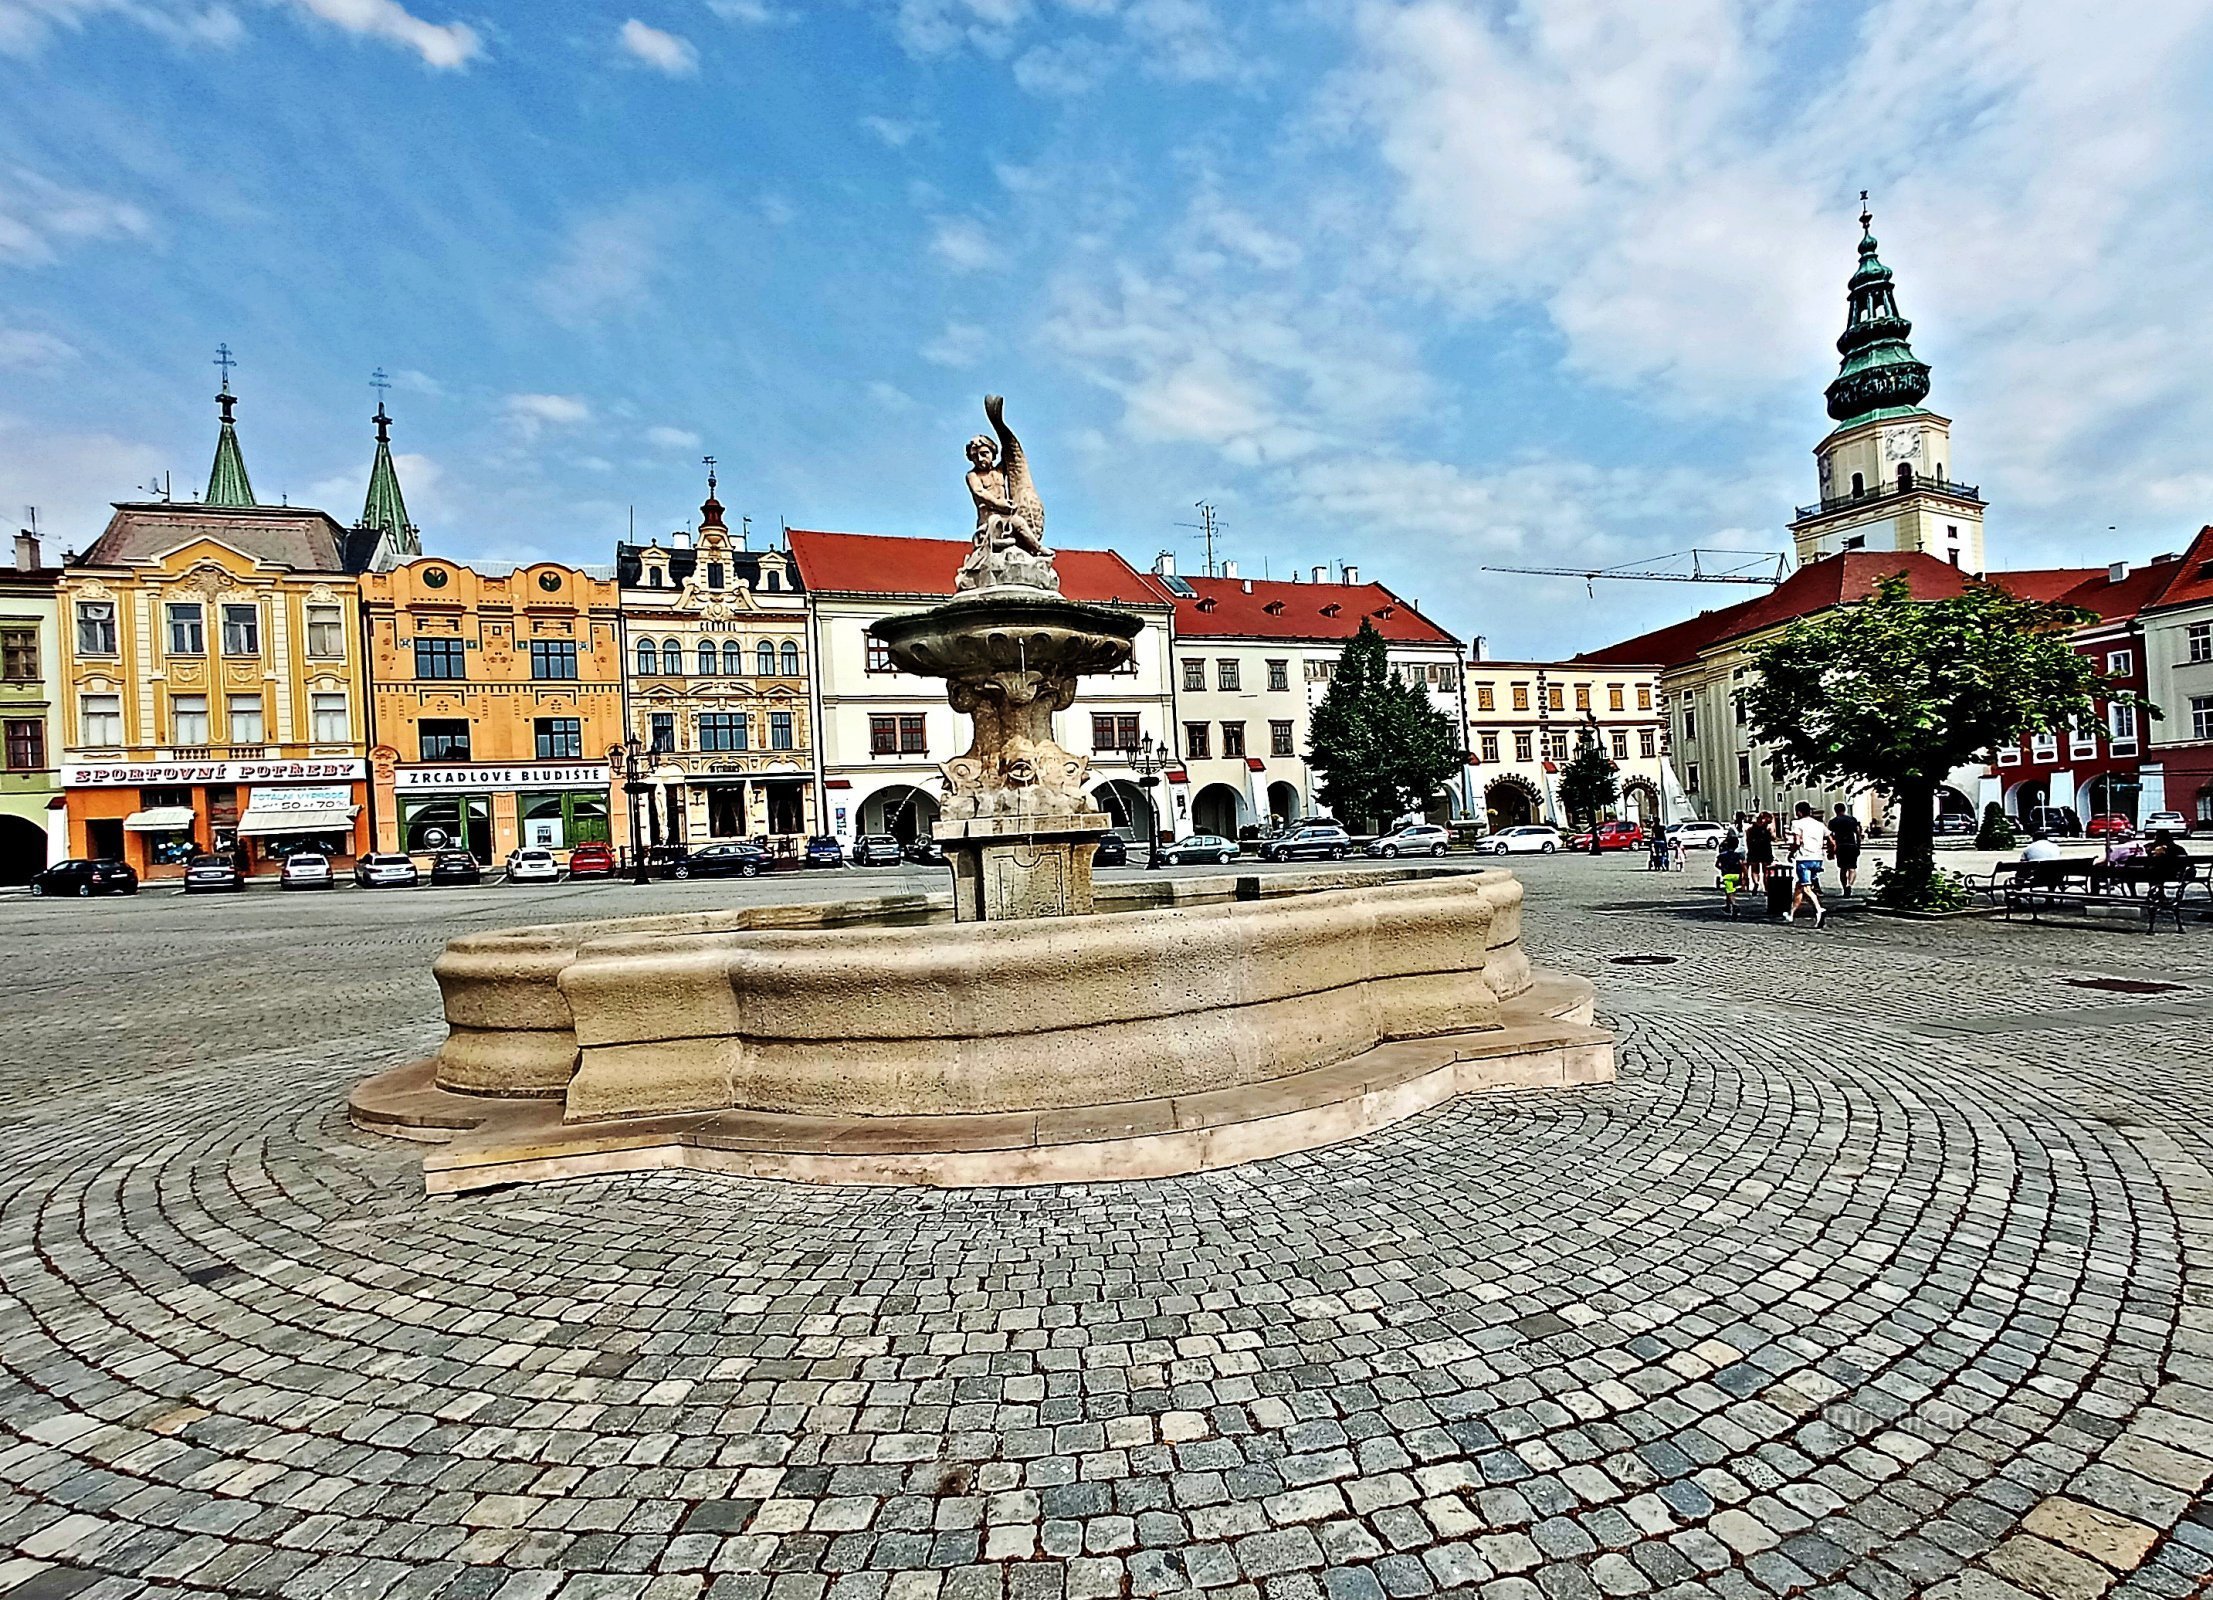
[1739,574,2135,904]
[1307,620,1464,830]
[1556,739,1620,828]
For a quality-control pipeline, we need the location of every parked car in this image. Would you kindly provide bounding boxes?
[182,853,245,893]
[903,836,948,866]
[662,842,766,879]
[566,841,617,878]
[1567,820,1645,852]
[803,835,847,869]
[279,852,334,890]
[850,834,906,867]
[1259,823,1352,862]
[1474,825,1562,855]
[429,850,483,887]
[29,858,139,898]
[1159,832,1241,866]
[2026,805,2084,837]
[1366,823,1450,858]
[2144,810,2190,834]
[505,848,562,884]
[1093,831,1129,866]
[1668,821,1729,850]
[2085,813,2135,840]
[1933,811,1976,837]
[355,852,420,889]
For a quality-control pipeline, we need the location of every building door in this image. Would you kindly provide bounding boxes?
[707,784,746,837]
[765,780,806,836]
[87,817,125,862]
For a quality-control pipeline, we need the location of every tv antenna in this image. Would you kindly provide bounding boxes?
[1175,501,1222,577]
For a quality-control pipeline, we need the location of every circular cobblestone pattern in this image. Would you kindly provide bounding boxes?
[2,865,2210,1600]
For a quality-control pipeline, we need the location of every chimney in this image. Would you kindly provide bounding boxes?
[1241,578,1253,594]
[671,528,692,549]
[2107,561,2129,583]
[1154,551,1176,576]
[1343,563,1360,584]
[1470,635,1488,662]
[1311,565,1326,584]
[12,531,38,571]
[1222,559,1238,579]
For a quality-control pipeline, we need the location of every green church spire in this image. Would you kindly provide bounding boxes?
[1823,196,1932,424]
[357,400,420,561]
[204,343,256,507]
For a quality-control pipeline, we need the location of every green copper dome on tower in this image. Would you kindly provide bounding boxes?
[357,402,420,561]
[1823,199,1931,424]
[204,348,257,507]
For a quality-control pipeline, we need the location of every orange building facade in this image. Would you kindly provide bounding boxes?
[360,558,632,863]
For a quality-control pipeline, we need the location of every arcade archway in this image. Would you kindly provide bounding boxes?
[1091,779,1157,840]
[0,814,48,885]
[1485,774,1541,831]
[858,784,941,844]
[1264,781,1302,829]
[1192,783,1247,839]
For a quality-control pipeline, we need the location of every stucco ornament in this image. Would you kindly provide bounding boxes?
[958,394,1059,594]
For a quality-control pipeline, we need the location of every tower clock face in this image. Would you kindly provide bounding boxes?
[1882,428,1921,464]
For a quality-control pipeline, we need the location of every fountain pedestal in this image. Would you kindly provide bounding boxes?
[940,814,1110,921]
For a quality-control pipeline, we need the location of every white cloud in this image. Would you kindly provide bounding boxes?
[617,17,697,75]
[0,165,154,267]
[390,367,442,396]
[920,322,987,368]
[644,424,700,450]
[929,217,997,272]
[502,393,591,439]
[0,328,77,370]
[0,0,241,56]
[706,0,776,19]
[860,114,928,148]
[0,416,163,552]
[280,0,478,68]
[535,195,685,325]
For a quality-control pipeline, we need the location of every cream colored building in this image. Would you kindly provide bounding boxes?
[1463,659,1679,831]
[788,529,1175,846]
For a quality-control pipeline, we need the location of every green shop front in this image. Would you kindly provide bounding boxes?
[388,759,617,863]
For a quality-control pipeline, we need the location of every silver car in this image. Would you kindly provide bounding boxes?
[1158,833,1241,866]
[280,852,334,890]
[355,852,420,889]
[505,848,562,884]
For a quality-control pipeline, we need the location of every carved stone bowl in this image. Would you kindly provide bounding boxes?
[869,592,1141,681]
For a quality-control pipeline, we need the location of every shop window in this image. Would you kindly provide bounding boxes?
[221,604,260,655]
[756,641,776,676]
[1271,720,1295,757]
[80,693,121,746]
[1267,659,1289,692]
[635,638,658,676]
[708,786,746,837]
[166,603,205,656]
[310,693,349,743]
[75,602,116,656]
[698,640,718,676]
[1184,722,1211,760]
[781,641,800,676]
[662,641,683,676]
[531,640,580,680]
[4,718,44,771]
[171,695,209,746]
[414,638,466,680]
[1182,658,1204,693]
[1221,721,1247,758]
[1,627,35,681]
[418,719,471,761]
[521,791,609,849]
[723,640,745,676]
[228,695,265,745]
[402,796,492,857]
[701,713,749,752]
[307,606,345,658]
[1478,731,1499,763]
[534,717,583,759]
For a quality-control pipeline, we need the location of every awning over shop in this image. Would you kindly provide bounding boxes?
[237,806,360,837]
[123,807,196,832]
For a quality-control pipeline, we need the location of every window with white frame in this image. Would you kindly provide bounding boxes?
[75,602,116,656]
[2106,648,2133,677]
[166,603,205,656]
[310,693,348,743]
[2069,718,2098,759]
[307,605,346,657]
[2029,732,2058,761]
[2109,702,2138,749]
[171,694,209,745]
[221,604,260,655]
[2194,695,2213,742]
[2191,623,2213,664]
[228,694,265,745]
[81,692,122,745]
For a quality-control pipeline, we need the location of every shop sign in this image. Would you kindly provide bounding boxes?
[246,784,355,814]
[63,758,366,788]
[394,763,609,792]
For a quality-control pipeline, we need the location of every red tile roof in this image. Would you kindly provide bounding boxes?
[1156,574,1459,646]
[2141,526,2213,613]
[786,529,1164,607]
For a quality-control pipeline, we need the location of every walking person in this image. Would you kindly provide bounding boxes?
[1828,803,1864,896]
[1715,832,1746,918]
[1744,812,1775,895]
[1788,801,1831,928]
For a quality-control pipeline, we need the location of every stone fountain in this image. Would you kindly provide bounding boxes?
[349,398,1614,1193]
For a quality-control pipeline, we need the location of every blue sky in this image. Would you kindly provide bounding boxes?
[4,0,2212,657]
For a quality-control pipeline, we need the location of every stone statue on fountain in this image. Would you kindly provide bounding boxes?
[958,394,1061,594]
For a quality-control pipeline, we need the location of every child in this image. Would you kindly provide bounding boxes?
[1715,832,1745,918]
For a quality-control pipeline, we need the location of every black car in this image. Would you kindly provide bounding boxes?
[851,834,906,867]
[661,842,765,879]
[903,837,948,866]
[29,858,139,898]
[1093,831,1129,867]
[1260,823,1353,862]
[428,850,483,886]
[803,835,847,869]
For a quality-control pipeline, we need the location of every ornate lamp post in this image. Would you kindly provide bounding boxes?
[613,735,651,885]
[1124,731,1170,870]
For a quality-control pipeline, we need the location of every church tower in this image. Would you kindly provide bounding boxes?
[1788,201,1986,574]
[204,348,256,508]
[353,396,423,571]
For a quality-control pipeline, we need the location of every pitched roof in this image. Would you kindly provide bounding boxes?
[786,529,1164,607]
[205,393,255,508]
[616,540,803,592]
[2140,526,2213,613]
[1156,573,1459,647]
[78,502,355,573]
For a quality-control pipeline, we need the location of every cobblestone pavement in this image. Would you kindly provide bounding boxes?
[2,859,2210,1600]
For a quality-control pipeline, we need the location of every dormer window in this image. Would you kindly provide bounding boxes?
[1320,603,1341,617]
[1262,600,1284,616]
[1196,597,1217,612]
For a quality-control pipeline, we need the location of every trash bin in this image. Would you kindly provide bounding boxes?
[1765,868,1794,920]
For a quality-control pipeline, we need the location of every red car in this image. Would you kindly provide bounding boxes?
[566,841,617,878]
[2085,813,2134,839]
[1569,820,1646,851]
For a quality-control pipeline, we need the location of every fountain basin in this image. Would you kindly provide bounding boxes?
[352,866,1613,1192]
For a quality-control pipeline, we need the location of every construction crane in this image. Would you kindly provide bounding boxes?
[1483,548,1790,595]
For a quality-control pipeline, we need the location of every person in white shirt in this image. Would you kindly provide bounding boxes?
[1787,801,1831,928]
[2020,830,2063,862]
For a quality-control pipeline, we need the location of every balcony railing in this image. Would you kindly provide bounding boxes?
[1795,474,1983,521]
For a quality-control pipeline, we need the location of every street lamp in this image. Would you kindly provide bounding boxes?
[1124,731,1170,870]
[613,735,651,885]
